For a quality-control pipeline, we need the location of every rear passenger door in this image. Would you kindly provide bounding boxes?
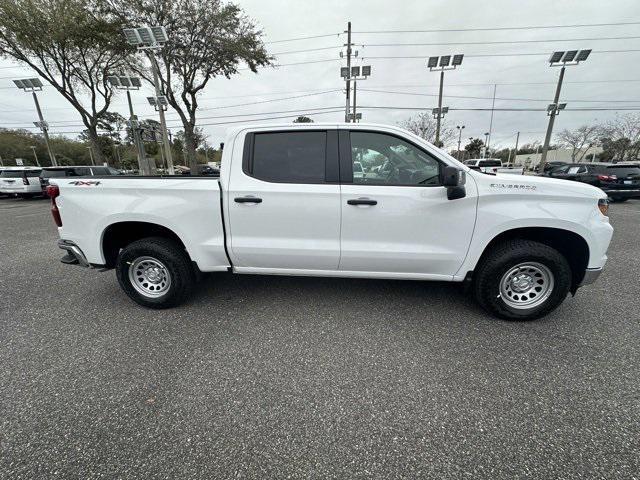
[227,129,342,271]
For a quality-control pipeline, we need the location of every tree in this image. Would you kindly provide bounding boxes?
[556,124,600,163]
[0,0,134,164]
[398,112,455,147]
[599,113,640,162]
[293,116,313,123]
[464,138,485,158]
[104,0,272,172]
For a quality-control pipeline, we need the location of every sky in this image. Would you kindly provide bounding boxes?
[0,0,639,152]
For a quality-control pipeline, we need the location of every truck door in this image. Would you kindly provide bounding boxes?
[227,129,341,271]
[338,129,477,278]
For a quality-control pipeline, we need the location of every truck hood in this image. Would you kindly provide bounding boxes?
[469,171,606,199]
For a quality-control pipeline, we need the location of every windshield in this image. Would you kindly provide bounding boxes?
[479,160,502,167]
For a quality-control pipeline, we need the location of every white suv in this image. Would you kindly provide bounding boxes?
[0,167,43,198]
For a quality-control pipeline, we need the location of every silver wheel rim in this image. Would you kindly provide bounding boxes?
[128,256,171,298]
[499,262,554,310]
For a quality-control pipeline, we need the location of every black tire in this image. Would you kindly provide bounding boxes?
[609,196,629,203]
[116,236,195,309]
[473,239,572,321]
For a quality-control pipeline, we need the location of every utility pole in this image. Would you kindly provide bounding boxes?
[541,49,592,165]
[0,154,4,166]
[87,146,95,165]
[483,132,490,158]
[32,93,57,166]
[148,54,175,175]
[513,131,520,166]
[344,21,353,122]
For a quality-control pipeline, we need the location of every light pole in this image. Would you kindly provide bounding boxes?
[427,54,463,147]
[340,21,353,122]
[107,75,151,175]
[540,49,591,166]
[13,78,57,166]
[123,26,174,175]
[456,125,465,160]
[482,132,491,158]
[86,146,95,165]
[341,65,371,123]
[29,146,40,167]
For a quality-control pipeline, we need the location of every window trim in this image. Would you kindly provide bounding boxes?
[343,129,444,187]
[242,129,339,185]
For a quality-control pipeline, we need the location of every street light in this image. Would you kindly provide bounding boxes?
[122,25,175,175]
[540,49,591,165]
[29,146,40,166]
[427,54,463,146]
[13,78,57,166]
[341,65,371,122]
[456,125,465,160]
[107,75,151,175]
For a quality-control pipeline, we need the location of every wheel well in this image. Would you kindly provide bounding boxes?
[477,227,590,291]
[102,221,188,268]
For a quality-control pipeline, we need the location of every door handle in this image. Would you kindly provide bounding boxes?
[234,196,262,204]
[347,198,377,206]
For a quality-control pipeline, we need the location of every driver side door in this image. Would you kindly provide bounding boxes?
[338,129,477,278]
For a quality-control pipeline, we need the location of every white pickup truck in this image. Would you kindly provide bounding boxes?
[48,123,613,320]
[464,159,525,175]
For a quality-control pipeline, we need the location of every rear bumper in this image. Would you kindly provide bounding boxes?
[603,188,640,198]
[578,267,603,286]
[57,239,90,267]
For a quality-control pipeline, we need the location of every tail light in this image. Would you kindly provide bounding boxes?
[598,198,609,216]
[46,185,62,227]
[597,174,617,182]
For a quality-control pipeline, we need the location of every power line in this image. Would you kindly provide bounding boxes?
[265,33,342,45]
[271,46,341,56]
[362,49,640,60]
[353,21,640,34]
[364,35,640,48]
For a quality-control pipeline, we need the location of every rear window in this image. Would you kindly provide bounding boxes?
[607,166,640,176]
[479,160,502,167]
[41,169,69,178]
[250,131,326,183]
[91,167,109,175]
[1,170,40,177]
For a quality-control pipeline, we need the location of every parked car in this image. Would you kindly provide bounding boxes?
[546,163,640,202]
[48,123,612,321]
[0,167,43,198]
[39,166,119,195]
[464,159,524,175]
[537,161,568,175]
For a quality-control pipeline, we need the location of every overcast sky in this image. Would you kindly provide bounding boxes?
[1,0,639,151]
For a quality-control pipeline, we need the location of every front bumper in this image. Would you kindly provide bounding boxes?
[58,239,90,267]
[578,267,603,286]
[603,188,640,199]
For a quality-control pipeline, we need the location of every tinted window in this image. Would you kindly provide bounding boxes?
[25,170,42,177]
[90,167,109,175]
[607,166,640,176]
[69,167,91,176]
[350,131,441,186]
[42,169,69,178]
[251,131,326,183]
[1,170,26,178]
[478,160,502,167]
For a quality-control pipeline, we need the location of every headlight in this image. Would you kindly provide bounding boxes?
[598,198,609,216]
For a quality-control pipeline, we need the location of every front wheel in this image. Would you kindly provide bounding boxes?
[116,237,195,309]
[473,240,572,320]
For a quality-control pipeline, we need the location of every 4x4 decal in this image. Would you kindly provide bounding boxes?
[68,181,101,186]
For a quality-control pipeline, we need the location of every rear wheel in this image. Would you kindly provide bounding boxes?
[473,239,571,320]
[116,237,194,308]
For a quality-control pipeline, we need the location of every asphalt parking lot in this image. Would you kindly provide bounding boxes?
[0,197,638,479]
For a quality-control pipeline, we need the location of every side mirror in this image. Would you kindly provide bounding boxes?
[442,166,466,200]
